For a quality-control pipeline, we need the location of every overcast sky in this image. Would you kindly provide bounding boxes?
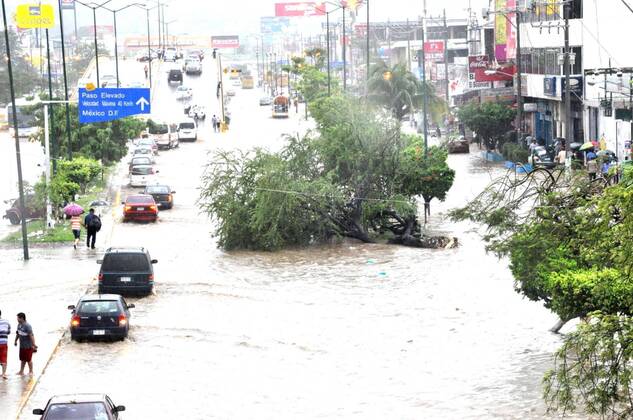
[71,0,491,37]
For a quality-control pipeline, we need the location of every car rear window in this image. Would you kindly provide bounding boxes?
[78,300,120,314]
[148,123,168,134]
[134,148,151,154]
[146,186,169,194]
[126,195,153,204]
[102,253,150,272]
[45,402,109,420]
[132,157,151,165]
[179,122,195,129]
[131,166,154,175]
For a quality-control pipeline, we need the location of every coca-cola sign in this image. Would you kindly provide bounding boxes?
[469,55,515,82]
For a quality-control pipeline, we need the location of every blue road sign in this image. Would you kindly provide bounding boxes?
[78,88,151,124]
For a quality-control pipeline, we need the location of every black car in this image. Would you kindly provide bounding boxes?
[97,247,157,296]
[141,185,175,209]
[68,294,135,341]
[33,394,125,419]
[168,69,183,84]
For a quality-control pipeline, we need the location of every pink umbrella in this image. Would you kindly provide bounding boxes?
[63,203,84,216]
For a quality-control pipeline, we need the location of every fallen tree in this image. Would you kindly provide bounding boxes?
[199,95,456,251]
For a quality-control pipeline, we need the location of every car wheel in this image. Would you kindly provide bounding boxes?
[7,212,20,225]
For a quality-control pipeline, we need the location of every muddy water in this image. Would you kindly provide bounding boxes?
[16,60,569,419]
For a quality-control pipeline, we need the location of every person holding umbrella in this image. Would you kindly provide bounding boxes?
[63,203,84,250]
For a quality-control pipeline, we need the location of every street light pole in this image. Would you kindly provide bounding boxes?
[2,0,30,260]
[342,4,346,91]
[93,8,100,86]
[563,2,572,159]
[421,15,429,157]
[45,29,57,174]
[58,0,72,160]
[366,0,370,82]
[327,10,331,95]
[515,7,524,146]
[146,8,152,88]
[113,10,119,87]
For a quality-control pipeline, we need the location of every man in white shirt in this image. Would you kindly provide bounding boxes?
[0,309,10,379]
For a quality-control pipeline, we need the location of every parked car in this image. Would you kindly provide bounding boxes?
[68,294,135,341]
[530,145,556,169]
[447,137,470,154]
[175,85,193,100]
[97,246,157,295]
[189,49,204,61]
[259,96,272,106]
[167,69,183,84]
[148,120,178,150]
[177,118,197,141]
[128,156,153,172]
[141,184,175,209]
[3,194,44,225]
[32,394,125,420]
[122,194,158,222]
[187,104,206,121]
[129,165,159,187]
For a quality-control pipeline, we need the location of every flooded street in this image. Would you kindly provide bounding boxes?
[5,58,566,419]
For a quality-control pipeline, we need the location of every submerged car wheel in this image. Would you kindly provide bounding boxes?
[7,212,20,225]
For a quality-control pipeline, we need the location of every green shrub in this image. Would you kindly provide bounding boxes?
[502,142,529,163]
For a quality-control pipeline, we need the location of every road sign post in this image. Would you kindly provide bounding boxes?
[78,88,151,124]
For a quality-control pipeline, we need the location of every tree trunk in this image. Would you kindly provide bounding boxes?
[550,318,568,334]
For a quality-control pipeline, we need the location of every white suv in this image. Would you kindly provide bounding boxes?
[148,120,178,150]
[177,118,197,142]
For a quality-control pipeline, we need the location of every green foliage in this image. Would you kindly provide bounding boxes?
[501,142,529,163]
[367,61,445,121]
[0,28,41,103]
[35,104,145,163]
[200,95,455,251]
[304,47,326,69]
[544,313,633,419]
[457,102,515,150]
[57,157,101,193]
[295,66,332,103]
[34,157,101,211]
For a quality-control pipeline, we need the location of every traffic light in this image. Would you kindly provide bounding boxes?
[223,68,228,74]
[212,49,217,59]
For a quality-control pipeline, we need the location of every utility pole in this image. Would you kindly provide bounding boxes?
[366,0,370,82]
[218,53,226,130]
[327,10,331,95]
[2,0,30,259]
[443,9,450,105]
[563,1,572,163]
[420,15,429,157]
[515,6,524,145]
[45,29,56,174]
[342,4,347,91]
[58,0,72,160]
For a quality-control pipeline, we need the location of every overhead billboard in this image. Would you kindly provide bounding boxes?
[505,0,517,60]
[424,41,445,62]
[15,4,55,29]
[212,35,240,49]
[60,0,75,10]
[275,2,326,17]
[260,16,290,34]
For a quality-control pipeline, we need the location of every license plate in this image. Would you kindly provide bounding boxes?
[137,207,145,211]
[120,277,131,282]
[92,330,105,336]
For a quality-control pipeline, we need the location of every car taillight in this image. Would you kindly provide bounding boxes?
[125,205,132,212]
[98,273,103,282]
[71,316,80,327]
[148,274,154,281]
[150,205,157,212]
[118,315,127,326]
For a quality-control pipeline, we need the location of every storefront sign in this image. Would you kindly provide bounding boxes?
[275,2,326,17]
[211,35,240,49]
[544,77,557,96]
[495,0,507,61]
[561,76,583,95]
[468,55,515,82]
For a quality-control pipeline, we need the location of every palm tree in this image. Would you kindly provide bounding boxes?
[367,61,445,122]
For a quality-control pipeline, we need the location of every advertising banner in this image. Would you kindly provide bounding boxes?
[275,2,326,17]
[211,35,240,49]
[15,4,55,29]
[505,0,516,60]
[424,41,445,62]
[468,55,515,82]
[494,0,507,62]
[60,0,75,9]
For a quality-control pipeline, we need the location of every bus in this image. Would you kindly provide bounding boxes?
[241,75,254,89]
[7,98,40,138]
[272,95,289,119]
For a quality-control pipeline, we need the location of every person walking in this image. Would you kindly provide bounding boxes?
[0,310,10,379]
[70,214,81,249]
[14,312,36,376]
[211,115,218,132]
[84,208,101,250]
[144,64,149,79]
[587,157,599,181]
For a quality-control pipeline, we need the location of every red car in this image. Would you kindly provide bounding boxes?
[122,195,158,222]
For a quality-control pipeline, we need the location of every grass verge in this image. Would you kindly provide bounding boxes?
[2,165,115,244]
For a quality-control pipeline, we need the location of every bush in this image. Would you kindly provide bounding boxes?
[502,142,529,163]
